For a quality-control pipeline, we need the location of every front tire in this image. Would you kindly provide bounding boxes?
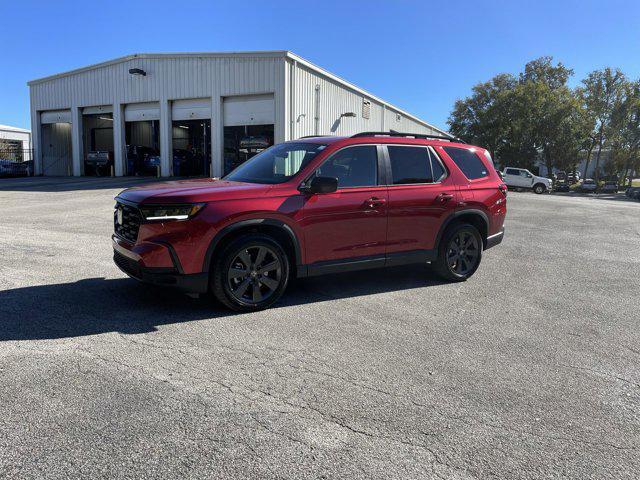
[533,183,546,194]
[433,223,483,282]
[211,234,290,312]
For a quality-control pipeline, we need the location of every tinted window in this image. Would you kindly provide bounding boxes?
[388,146,433,184]
[225,142,327,184]
[505,168,520,176]
[444,147,489,180]
[316,145,378,188]
[430,150,446,182]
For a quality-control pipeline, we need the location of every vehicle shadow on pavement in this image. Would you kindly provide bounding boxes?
[0,265,444,341]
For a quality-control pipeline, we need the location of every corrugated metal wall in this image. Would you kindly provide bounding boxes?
[288,61,446,140]
[30,55,283,110]
[29,54,286,176]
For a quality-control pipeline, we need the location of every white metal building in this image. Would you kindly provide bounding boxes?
[0,124,32,151]
[28,51,449,177]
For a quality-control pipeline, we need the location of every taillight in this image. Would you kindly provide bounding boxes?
[499,184,508,196]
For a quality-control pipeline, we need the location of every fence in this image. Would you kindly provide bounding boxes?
[0,149,34,177]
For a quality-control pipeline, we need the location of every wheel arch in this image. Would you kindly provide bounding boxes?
[435,209,489,250]
[202,219,302,274]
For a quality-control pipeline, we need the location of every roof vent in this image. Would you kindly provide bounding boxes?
[362,99,371,119]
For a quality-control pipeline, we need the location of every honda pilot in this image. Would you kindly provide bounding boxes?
[113,132,507,311]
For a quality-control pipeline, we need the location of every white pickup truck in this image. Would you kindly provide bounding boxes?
[502,167,553,194]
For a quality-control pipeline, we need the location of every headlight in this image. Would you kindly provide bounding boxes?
[139,203,205,221]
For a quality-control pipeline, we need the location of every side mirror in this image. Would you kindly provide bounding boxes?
[301,176,338,194]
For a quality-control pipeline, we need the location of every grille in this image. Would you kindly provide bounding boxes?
[114,202,142,243]
[113,250,141,277]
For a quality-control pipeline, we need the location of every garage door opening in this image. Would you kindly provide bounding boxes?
[171,98,212,177]
[223,94,275,176]
[41,110,72,176]
[124,121,160,176]
[83,109,114,176]
[124,102,160,176]
[172,120,211,177]
[223,125,274,175]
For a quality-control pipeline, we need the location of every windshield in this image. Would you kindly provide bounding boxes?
[224,142,327,184]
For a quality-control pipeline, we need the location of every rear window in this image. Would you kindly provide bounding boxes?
[443,147,488,180]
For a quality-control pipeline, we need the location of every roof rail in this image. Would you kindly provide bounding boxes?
[350,131,463,143]
[299,135,336,139]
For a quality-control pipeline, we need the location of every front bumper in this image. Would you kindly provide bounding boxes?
[485,227,505,250]
[112,235,208,293]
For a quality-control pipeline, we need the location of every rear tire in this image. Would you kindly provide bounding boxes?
[433,223,483,282]
[211,234,290,312]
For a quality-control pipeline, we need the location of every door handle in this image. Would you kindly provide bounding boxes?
[436,193,454,202]
[364,197,386,209]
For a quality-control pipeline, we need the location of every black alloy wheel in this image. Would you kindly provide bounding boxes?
[227,245,282,305]
[433,223,483,282]
[211,234,290,311]
[446,230,480,276]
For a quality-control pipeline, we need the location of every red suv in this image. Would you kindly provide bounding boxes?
[113,132,507,311]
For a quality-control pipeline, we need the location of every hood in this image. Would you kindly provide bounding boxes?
[117,178,273,204]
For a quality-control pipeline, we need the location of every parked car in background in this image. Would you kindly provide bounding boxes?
[600,181,619,193]
[626,184,640,198]
[127,145,160,176]
[113,132,507,311]
[502,167,552,194]
[142,149,203,176]
[85,150,113,176]
[0,159,32,177]
[239,135,271,151]
[627,186,640,200]
[578,179,598,193]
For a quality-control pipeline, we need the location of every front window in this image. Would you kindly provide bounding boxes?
[224,142,327,184]
[313,145,378,188]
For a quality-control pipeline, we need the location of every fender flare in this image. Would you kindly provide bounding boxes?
[202,218,302,272]
[434,209,489,249]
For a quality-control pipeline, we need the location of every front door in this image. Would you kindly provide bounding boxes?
[301,145,388,265]
[385,145,459,253]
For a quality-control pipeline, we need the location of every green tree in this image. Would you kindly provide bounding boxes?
[448,73,516,164]
[449,56,586,175]
[512,57,586,177]
[610,80,640,184]
[577,68,628,181]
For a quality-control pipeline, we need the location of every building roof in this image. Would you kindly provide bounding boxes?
[0,124,31,134]
[27,51,449,137]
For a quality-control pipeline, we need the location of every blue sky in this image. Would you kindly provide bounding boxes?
[2,0,639,131]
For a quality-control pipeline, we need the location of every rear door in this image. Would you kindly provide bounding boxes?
[385,145,458,254]
[301,145,388,265]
